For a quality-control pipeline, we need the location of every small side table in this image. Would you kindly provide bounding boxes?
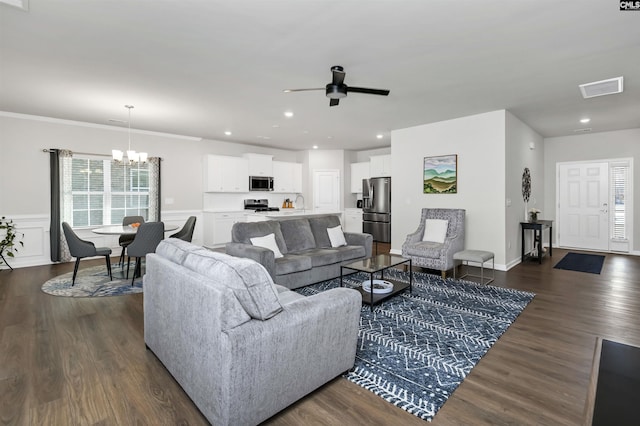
[520,220,553,264]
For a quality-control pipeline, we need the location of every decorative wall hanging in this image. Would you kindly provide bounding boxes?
[522,168,531,203]
[423,154,457,194]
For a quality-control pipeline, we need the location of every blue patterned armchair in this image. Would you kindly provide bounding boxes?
[401,208,465,278]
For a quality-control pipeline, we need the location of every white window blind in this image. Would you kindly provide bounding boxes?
[610,164,628,240]
[69,156,149,227]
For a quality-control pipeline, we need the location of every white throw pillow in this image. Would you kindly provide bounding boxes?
[422,219,449,243]
[250,233,284,259]
[327,225,347,247]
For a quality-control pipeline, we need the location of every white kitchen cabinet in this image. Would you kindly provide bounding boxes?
[350,161,370,193]
[369,154,392,177]
[243,153,273,176]
[344,209,363,233]
[203,211,248,247]
[204,155,249,192]
[273,161,303,193]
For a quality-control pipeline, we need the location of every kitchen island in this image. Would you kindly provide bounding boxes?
[245,210,342,222]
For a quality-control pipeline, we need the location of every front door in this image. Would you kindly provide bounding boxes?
[558,162,609,250]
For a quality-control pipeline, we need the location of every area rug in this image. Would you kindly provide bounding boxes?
[296,269,535,422]
[41,264,143,297]
[554,252,605,274]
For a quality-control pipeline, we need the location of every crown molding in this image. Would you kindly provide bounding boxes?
[0,111,203,141]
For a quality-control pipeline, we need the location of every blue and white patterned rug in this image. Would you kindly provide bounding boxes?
[41,264,143,297]
[296,269,535,422]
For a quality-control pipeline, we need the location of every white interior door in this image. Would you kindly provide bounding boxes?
[558,162,609,250]
[313,169,340,212]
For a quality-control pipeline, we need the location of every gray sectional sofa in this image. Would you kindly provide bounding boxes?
[226,215,373,289]
[144,238,362,426]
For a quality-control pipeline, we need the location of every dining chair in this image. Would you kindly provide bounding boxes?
[119,216,145,269]
[169,216,197,242]
[62,222,113,286]
[126,221,164,285]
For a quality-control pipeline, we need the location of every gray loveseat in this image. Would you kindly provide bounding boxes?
[144,238,361,426]
[226,215,373,289]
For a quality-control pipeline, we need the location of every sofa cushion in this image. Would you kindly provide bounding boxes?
[333,245,366,262]
[404,241,444,259]
[250,233,284,259]
[232,220,288,254]
[279,219,317,252]
[182,250,283,320]
[156,238,203,264]
[308,215,342,248]
[275,254,312,276]
[278,289,305,305]
[296,248,342,267]
[422,219,448,243]
[327,225,347,247]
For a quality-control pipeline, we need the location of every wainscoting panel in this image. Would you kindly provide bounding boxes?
[0,215,51,269]
[0,211,203,270]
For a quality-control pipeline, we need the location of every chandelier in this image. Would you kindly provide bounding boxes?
[112,105,147,164]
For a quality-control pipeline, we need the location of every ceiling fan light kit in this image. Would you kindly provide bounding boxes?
[286,65,390,107]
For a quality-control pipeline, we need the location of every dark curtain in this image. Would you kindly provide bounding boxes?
[49,149,61,262]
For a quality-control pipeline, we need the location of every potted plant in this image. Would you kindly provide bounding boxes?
[529,208,541,222]
[0,216,24,270]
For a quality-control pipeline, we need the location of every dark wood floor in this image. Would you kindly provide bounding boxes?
[1,248,639,425]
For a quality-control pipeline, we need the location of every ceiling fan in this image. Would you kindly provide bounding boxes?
[284,65,390,107]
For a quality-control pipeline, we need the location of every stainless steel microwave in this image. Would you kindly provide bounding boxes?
[249,176,274,191]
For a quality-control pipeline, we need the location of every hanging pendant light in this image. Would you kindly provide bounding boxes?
[112,105,147,164]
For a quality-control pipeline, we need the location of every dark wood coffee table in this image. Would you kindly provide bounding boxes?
[340,254,412,311]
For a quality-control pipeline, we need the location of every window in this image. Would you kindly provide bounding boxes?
[610,162,629,241]
[69,156,149,227]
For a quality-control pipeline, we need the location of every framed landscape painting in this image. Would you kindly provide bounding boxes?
[423,154,457,194]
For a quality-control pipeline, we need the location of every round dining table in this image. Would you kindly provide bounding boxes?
[92,224,179,235]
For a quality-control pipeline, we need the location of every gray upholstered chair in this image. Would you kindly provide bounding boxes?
[118,215,145,268]
[126,221,164,285]
[169,216,196,242]
[62,222,112,286]
[401,208,465,279]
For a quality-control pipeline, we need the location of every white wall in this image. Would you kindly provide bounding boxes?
[391,110,508,268]
[0,113,305,267]
[505,111,544,268]
[544,128,640,253]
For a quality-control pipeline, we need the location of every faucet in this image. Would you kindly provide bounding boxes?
[295,193,305,210]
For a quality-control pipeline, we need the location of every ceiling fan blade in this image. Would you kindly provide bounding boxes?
[332,67,345,85]
[283,88,324,93]
[348,86,390,96]
[329,98,340,107]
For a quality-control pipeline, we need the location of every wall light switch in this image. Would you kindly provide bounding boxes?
[506,198,512,207]
[165,197,174,205]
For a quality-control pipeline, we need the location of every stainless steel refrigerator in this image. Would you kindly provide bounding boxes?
[362,177,391,243]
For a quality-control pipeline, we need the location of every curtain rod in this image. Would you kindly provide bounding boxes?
[42,149,162,160]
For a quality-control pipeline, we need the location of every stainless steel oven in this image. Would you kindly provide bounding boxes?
[249,176,274,191]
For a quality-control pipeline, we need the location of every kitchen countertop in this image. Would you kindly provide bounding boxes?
[245,210,342,221]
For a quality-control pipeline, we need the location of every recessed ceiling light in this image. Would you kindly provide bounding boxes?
[313,145,318,149]
[327,136,333,139]
[303,130,309,134]
[580,118,591,124]
[284,111,294,118]
[224,131,232,136]
[272,124,280,128]
[376,134,383,139]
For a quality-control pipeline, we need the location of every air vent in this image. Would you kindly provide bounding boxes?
[579,77,623,99]
[573,128,592,133]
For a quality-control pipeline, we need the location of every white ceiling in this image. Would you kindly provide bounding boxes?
[1,1,639,151]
